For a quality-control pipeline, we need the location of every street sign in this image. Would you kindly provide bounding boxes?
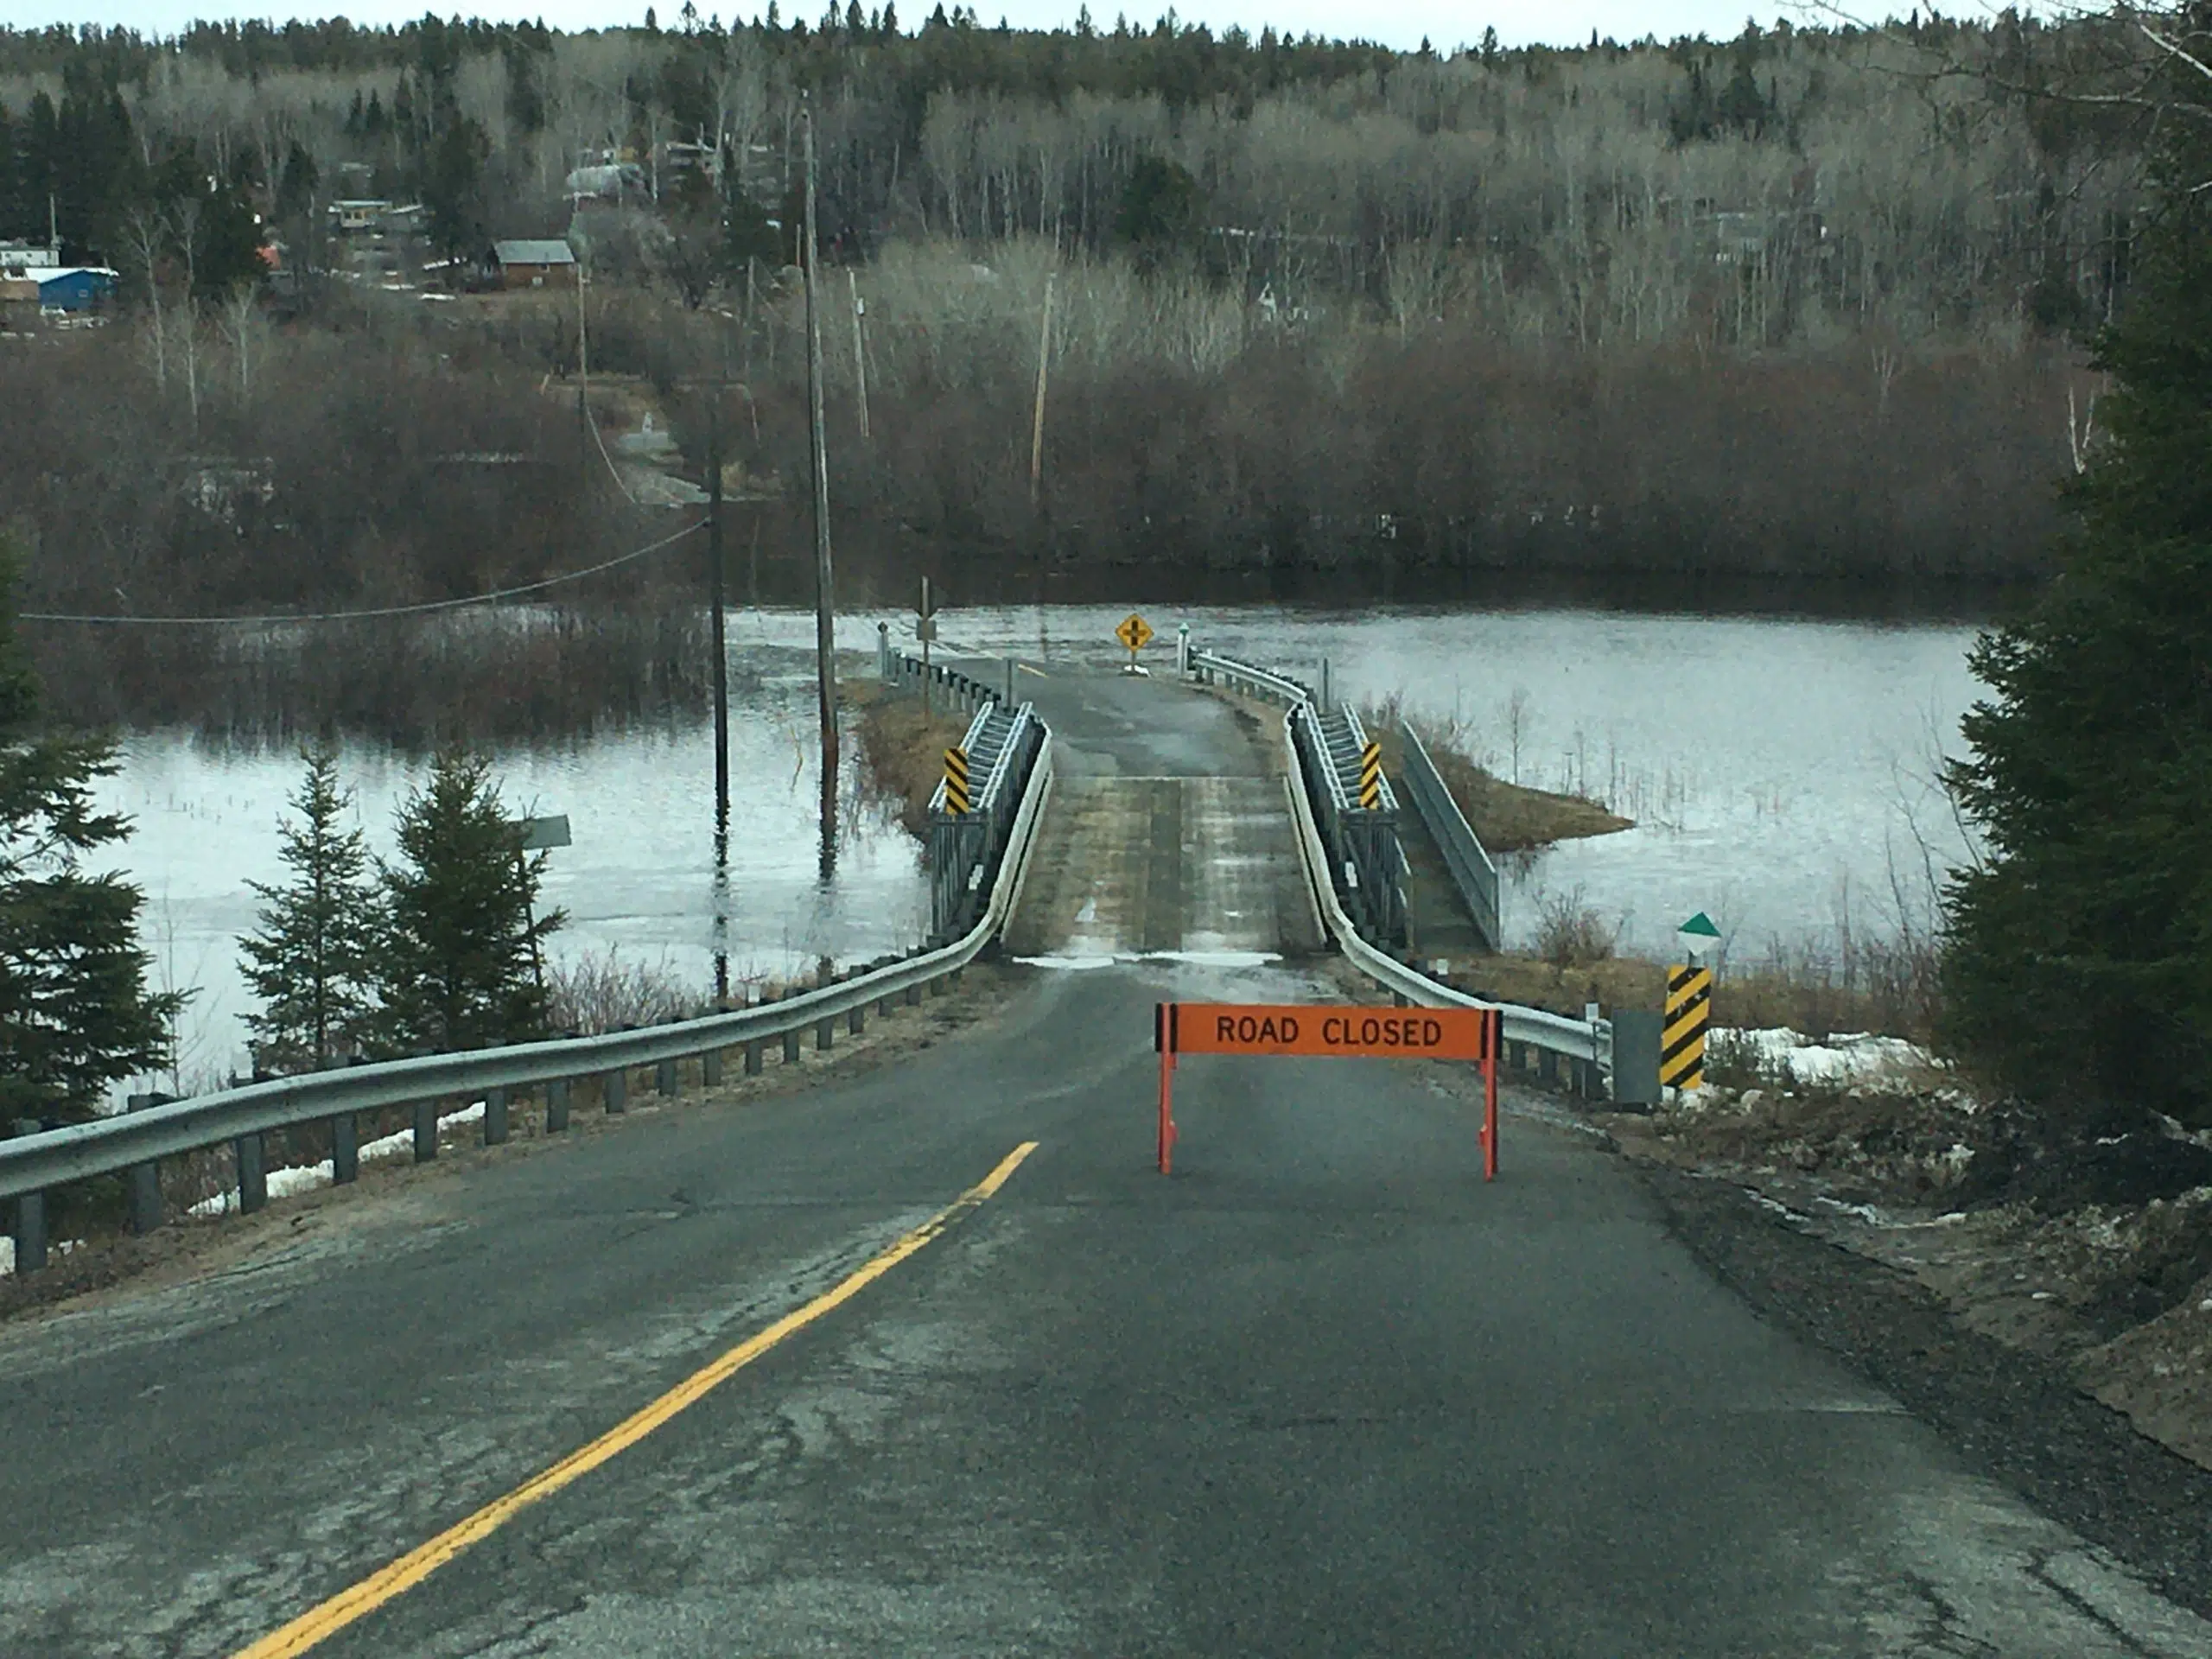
[1153,1001,1502,1179]
[1676,910,1720,962]
[916,616,938,644]
[942,747,970,815]
[519,814,572,851]
[1115,613,1154,652]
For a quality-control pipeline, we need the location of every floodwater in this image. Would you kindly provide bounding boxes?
[95,601,1986,1096]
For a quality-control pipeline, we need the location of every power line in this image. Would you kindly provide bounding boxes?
[21,518,708,627]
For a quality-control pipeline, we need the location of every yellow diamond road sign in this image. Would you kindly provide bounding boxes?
[1116,613,1154,652]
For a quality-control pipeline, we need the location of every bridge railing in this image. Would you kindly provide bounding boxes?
[1398,723,1502,953]
[0,716,1057,1274]
[1185,644,1610,1095]
[926,701,1045,944]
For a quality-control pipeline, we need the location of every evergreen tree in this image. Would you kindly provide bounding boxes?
[238,748,378,1071]
[1941,45,2212,1128]
[375,751,563,1052]
[0,539,181,1122]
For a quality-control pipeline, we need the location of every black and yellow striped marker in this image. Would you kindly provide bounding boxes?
[943,746,970,815]
[1357,741,1383,809]
[1662,963,1713,1089]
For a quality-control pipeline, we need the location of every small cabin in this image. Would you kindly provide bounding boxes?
[491,238,578,290]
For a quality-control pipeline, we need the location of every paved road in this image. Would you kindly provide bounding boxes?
[3,668,2209,1658]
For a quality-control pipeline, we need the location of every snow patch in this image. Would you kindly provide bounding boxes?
[188,1099,489,1217]
[1719,1027,1936,1088]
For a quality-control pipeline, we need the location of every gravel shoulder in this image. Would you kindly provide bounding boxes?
[1598,1099,2212,1624]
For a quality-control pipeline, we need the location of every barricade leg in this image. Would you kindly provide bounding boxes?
[1484,1010,1501,1181]
[1158,1049,1177,1175]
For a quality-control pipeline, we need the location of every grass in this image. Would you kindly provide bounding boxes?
[847,681,971,837]
[1365,708,1631,853]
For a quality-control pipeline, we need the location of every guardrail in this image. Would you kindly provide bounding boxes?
[1185,645,1610,1096]
[1290,702,1408,947]
[1399,723,1502,952]
[877,632,1007,713]
[1,718,1056,1274]
[927,702,1045,943]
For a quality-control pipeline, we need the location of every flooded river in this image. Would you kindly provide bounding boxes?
[94,600,1986,1095]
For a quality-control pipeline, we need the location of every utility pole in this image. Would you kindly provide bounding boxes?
[1030,270,1055,507]
[849,269,870,440]
[802,99,839,875]
[708,397,729,837]
[920,574,932,717]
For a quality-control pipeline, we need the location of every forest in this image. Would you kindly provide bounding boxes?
[0,8,2161,728]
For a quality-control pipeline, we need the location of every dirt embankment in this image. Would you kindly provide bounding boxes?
[1370,722,1631,852]
[1605,1065,2212,1474]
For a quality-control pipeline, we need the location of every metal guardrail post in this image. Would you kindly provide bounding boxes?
[657,1059,677,1096]
[849,1004,865,1035]
[332,1111,359,1181]
[237,1132,267,1213]
[413,1100,439,1160]
[486,1087,511,1146]
[11,1119,46,1274]
[545,1081,570,1135]
[702,1049,722,1087]
[781,1028,801,1064]
[605,1069,627,1115]
[816,1016,834,1051]
[126,1094,163,1235]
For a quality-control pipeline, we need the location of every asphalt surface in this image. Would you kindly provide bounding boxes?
[4,667,2209,1658]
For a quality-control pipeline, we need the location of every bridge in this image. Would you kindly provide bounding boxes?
[1,651,2205,1656]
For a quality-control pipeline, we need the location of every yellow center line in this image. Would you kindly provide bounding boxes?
[233,1141,1041,1659]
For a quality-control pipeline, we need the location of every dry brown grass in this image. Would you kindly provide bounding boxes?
[1432,949,1930,1042]
[1369,719,1630,853]
[848,682,970,836]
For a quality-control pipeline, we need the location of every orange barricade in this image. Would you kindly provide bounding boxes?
[1153,1002,1502,1180]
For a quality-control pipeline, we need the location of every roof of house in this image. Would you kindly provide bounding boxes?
[493,238,575,267]
[37,266,118,284]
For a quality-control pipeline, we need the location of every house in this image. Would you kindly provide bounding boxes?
[0,240,60,275]
[35,267,117,312]
[328,199,392,234]
[491,238,577,290]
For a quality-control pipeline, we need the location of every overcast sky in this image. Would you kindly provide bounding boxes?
[20,0,1832,55]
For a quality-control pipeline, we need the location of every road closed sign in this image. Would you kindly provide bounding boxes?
[1152,1001,1503,1179]
[1160,1002,1492,1061]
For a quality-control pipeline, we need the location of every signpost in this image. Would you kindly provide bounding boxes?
[1153,1001,1502,1179]
[918,575,937,715]
[1115,612,1154,676]
[1663,912,1719,1094]
[517,815,570,1007]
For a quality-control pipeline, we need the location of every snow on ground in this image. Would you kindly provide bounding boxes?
[187,1100,487,1218]
[1718,1027,1936,1088]
[0,1235,83,1278]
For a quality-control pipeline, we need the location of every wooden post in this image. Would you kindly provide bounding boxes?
[802,101,839,876]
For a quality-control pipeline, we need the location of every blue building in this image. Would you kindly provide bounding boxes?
[37,267,118,312]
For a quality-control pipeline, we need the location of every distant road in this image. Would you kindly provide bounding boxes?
[3,668,2206,1658]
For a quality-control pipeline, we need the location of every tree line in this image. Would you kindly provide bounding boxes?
[0,10,2156,348]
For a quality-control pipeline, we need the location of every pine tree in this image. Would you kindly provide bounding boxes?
[374,751,563,1053]
[1941,45,2212,1128]
[238,748,378,1072]
[0,538,181,1122]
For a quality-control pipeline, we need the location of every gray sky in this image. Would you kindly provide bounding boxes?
[22,0,1817,54]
